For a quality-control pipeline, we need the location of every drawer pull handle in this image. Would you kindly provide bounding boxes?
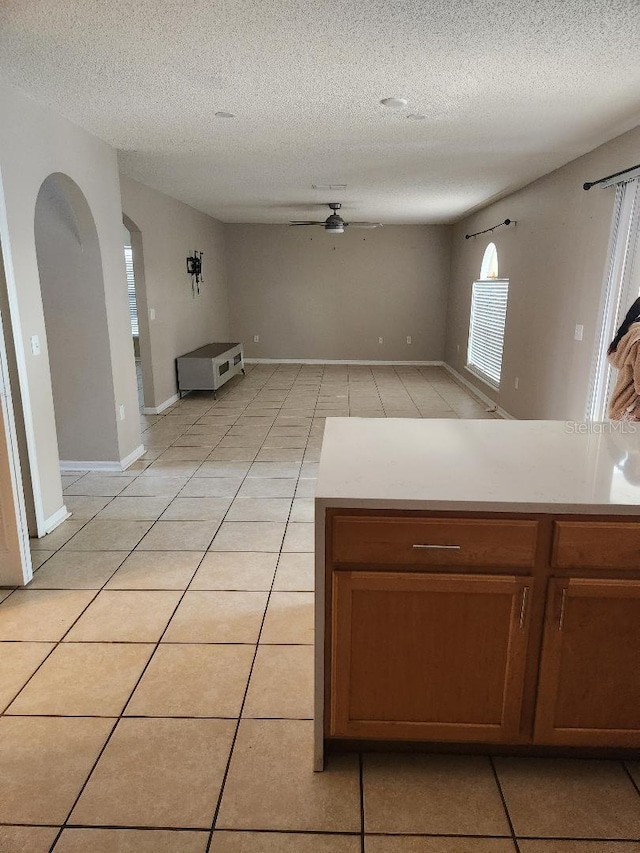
[558,588,568,631]
[412,544,461,550]
[519,587,529,629]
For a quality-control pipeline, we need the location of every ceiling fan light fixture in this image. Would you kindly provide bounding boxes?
[380,97,408,110]
[325,212,345,233]
[289,203,377,233]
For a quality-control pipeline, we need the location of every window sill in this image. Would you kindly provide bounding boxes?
[464,365,500,391]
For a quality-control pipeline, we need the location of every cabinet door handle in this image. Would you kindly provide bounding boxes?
[412,544,461,550]
[518,586,529,629]
[558,588,568,631]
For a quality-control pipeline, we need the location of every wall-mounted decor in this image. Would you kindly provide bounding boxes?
[187,250,203,295]
[465,219,516,240]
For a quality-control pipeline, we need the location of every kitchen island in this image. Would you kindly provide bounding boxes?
[314,418,640,769]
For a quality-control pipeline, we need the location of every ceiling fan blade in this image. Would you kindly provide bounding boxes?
[346,222,383,229]
[290,221,324,225]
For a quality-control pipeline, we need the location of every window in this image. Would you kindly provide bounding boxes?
[124,245,139,337]
[480,241,499,279]
[466,243,509,387]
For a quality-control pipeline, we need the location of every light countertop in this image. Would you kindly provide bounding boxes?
[315,418,640,515]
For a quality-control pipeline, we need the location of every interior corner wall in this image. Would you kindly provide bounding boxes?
[119,175,231,409]
[225,224,451,362]
[0,81,141,533]
[445,124,640,421]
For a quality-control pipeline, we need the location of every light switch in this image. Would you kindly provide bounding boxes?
[30,335,40,355]
[149,308,156,321]
[574,324,584,341]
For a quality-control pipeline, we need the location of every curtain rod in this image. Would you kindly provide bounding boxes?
[583,163,640,191]
[465,218,515,240]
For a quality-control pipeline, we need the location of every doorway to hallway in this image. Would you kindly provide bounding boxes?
[122,215,154,413]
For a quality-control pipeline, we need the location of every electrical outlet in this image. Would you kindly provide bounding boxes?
[149,308,156,321]
[30,335,40,355]
[119,404,125,421]
[514,377,519,390]
[574,324,584,341]
[406,336,412,344]
[253,335,260,343]
[378,337,383,344]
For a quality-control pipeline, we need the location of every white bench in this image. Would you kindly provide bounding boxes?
[176,342,244,398]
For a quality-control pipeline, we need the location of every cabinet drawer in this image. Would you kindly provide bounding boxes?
[331,516,538,568]
[553,521,640,570]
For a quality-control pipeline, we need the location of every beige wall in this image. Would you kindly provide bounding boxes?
[119,176,230,409]
[0,81,142,533]
[445,125,640,421]
[35,175,120,462]
[226,225,451,362]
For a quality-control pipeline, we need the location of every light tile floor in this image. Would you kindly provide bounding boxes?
[1,364,638,852]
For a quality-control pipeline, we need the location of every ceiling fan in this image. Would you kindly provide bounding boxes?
[290,203,382,234]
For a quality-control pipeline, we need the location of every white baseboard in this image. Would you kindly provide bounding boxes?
[120,444,145,470]
[60,444,146,474]
[141,393,180,415]
[245,358,445,367]
[60,459,124,473]
[442,363,514,420]
[42,505,71,535]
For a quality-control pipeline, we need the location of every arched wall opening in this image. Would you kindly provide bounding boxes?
[34,173,119,463]
[122,213,155,411]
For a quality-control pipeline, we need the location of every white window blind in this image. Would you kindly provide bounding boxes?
[124,246,139,337]
[467,279,509,387]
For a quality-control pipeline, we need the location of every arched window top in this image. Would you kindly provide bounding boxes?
[480,242,499,279]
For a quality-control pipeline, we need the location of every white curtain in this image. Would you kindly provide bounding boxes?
[587,178,640,421]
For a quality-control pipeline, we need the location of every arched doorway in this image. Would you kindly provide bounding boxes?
[122,214,155,411]
[34,173,119,464]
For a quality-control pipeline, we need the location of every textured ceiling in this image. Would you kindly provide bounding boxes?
[1,0,640,224]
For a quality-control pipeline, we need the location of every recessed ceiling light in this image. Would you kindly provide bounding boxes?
[215,111,235,118]
[406,113,426,120]
[380,97,408,110]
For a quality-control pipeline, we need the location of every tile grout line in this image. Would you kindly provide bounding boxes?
[622,759,640,800]
[46,540,216,852]
[45,371,277,849]
[204,360,311,851]
[3,821,640,842]
[489,756,521,853]
[42,375,268,852]
[0,544,136,715]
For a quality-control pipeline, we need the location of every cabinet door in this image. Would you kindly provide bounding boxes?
[330,571,533,742]
[534,578,640,747]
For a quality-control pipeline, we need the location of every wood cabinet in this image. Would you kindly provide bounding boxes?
[552,521,640,570]
[534,578,640,747]
[330,571,533,743]
[323,509,640,754]
[332,516,538,568]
